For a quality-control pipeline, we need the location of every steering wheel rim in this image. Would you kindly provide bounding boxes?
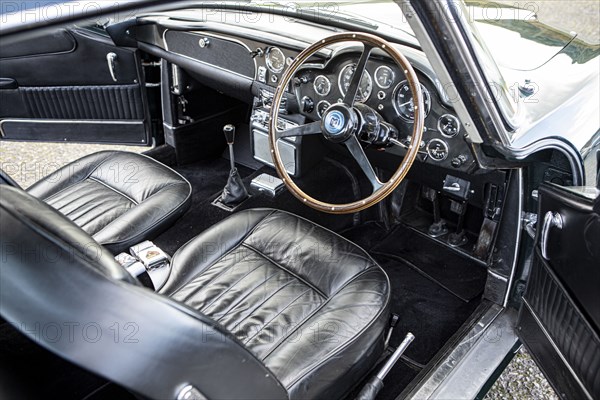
[269,32,424,214]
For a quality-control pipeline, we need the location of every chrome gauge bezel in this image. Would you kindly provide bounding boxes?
[374,65,395,89]
[313,75,331,96]
[392,80,432,122]
[265,47,285,73]
[426,139,449,162]
[316,100,331,118]
[437,114,461,138]
[338,64,373,103]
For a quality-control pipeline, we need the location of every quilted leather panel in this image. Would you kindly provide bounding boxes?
[20,85,144,120]
[171,245,325,359]
[27,151,191,253]
[44,178,135,236]
[525,255,600,397]
[165,209,390,399]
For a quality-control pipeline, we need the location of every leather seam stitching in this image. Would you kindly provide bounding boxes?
[261,266,387,365]
[214,269,283,324]
[283,269,391,390]
[172,249,255,300]
[167,210,278,294]
[87,176,139,205]
[243,286,315,347]
[241,243,327,299]
[200,261,269,314]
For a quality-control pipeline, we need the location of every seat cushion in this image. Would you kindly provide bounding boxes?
[27,151,191,254]
[162,209,390,399]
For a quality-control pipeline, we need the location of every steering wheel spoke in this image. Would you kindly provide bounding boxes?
[278,121,322,139]
[268,32,424,214]
[344,136,383,191]
[343,44,374,105]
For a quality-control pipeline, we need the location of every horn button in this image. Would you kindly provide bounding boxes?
[321,104,358,143]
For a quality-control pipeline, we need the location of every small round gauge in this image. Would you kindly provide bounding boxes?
[426,139,449,162]
[313,75,331,96]
[374,66,395,89]
[317,100,331,118]
[393,80,432,121]
[338,64,372,103]
[266,47,285,73]
[438,114,461,138]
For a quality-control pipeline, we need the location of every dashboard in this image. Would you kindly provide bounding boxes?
[135,11,477,173]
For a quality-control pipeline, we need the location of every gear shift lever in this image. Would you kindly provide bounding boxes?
[221,124,249,206]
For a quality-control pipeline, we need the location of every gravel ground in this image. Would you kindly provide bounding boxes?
[0,140,559,399]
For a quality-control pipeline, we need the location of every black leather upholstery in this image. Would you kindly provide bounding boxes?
[162,209,391,399]
[27,151,191,253]
[1,184,390,399]
[0,187,288,399]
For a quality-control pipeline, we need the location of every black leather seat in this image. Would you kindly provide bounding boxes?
[0,188,390,400]
[24,151,191,253]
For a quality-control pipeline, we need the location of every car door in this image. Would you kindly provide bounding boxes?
[517,182,600,399]
[0,24,152,145]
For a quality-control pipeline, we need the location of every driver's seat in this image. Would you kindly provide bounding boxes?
[0,186,390,400]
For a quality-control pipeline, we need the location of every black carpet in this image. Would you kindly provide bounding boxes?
[341,222,483,396]
[147,147,484,398]
[152,152,363,255]
[372,225,487,302]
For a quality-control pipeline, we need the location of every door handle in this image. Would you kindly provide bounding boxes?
[540,211,563,260]
[106,52,118,82]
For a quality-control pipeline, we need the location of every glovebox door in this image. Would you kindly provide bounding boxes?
[0,26,150,145]
[517,183,600,399]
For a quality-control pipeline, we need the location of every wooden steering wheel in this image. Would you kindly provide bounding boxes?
[269,32,424,214]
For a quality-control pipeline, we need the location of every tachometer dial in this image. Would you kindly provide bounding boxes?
[374,66,395,89]
[266,47,285,73]
[338,64,372,103]
[313,75,331,96]
[393,80,432,121]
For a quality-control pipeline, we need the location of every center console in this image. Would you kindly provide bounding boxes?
[250,88,324,177]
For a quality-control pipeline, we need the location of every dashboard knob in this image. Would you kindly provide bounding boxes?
[301,96,314,113]
[199,38,210,48]
[451,155,468,168]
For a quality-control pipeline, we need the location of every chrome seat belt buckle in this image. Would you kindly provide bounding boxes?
[130,241,170,270]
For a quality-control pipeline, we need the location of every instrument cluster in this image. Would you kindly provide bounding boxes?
[293,55,472,169]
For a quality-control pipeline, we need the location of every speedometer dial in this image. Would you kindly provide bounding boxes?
[266,47,285,73]
[374,66,395,89]
[393,80,432,121]
[338,64,372,103]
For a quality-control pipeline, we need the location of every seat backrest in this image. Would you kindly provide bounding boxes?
[0,186,287,400]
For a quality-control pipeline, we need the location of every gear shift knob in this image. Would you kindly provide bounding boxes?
[223,124,236,144]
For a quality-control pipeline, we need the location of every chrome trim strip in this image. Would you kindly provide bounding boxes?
[503,168,524,306]
[522,299,593,400]
[407,304,518,399]
[398,0,483,144]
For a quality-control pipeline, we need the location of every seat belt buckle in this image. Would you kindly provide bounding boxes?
[130,241,170,271]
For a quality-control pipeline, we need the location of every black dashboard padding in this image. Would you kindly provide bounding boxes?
[164,31,255,78]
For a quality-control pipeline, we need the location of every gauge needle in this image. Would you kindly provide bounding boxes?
[399,100,412,107]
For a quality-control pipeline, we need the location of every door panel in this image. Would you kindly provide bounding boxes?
[0,27,150,144]
[517,184,600,399]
